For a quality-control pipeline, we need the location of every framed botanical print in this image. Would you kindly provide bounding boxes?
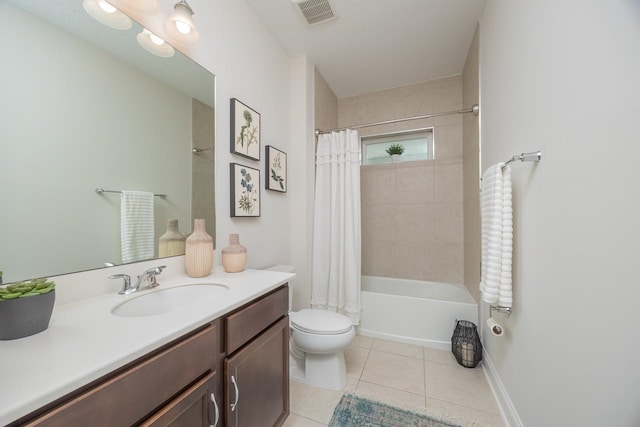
[230,98,260,161]
[230,163,260,217]
[265,146,287,192]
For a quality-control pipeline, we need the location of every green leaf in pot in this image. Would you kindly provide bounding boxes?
[19,292,40,297]
[0,279,55,301]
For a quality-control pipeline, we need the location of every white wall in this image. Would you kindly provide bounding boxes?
[289,57,316,311]
[25,1,302,304]
[479,1,640,425]
[132,0,296,270]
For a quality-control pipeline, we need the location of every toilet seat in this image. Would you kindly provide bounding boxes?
[291,309,353,335]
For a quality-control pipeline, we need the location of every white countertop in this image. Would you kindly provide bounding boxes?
[0,269,294,425]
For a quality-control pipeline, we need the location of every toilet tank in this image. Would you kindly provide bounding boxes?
[265,265,295,310]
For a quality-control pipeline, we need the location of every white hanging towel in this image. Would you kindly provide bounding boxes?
[120,191,155,263]
[479,164,513,307]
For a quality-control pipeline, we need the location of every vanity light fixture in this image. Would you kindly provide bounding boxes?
[82,0,132,30]
[136,28,175,57]
[165,0,200,46]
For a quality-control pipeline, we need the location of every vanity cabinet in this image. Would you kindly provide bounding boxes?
[11,284,289,427]
[224,286,290,427]
[19,323,222,427]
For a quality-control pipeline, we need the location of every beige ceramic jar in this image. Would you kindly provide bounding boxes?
[221,234,247,273]
[159,219,186,257]
[185,219,214,277]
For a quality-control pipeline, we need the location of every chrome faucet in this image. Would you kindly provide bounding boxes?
[109,274,132,295]
[110,265,166,295]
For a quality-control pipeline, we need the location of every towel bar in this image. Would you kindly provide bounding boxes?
[192,147,212,154]
[95,188,168,198]
[501,151,542,169]
[490,305,512,315]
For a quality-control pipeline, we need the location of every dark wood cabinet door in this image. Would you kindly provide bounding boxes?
[224,316,289,427]
[141,371,220,427]
[22,325,218,427]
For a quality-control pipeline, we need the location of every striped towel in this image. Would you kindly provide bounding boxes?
[120,191,155,263]
[479,164,513,307]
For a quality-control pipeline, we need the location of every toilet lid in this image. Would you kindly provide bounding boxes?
[291,309,353,335]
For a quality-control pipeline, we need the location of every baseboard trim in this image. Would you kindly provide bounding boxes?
[481,353,524,427]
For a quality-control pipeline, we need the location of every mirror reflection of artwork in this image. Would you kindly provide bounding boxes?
[230,164,260,217]
[230,98,261,161]
[265,146,287,193]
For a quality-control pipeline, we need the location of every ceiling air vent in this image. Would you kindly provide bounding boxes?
[293,0,336,26]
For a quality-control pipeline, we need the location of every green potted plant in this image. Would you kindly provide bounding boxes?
[0,278,56,340]
[385,143,405,162]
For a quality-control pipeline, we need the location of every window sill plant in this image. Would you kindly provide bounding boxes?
[385,143,405,162]
[0,278,56,340]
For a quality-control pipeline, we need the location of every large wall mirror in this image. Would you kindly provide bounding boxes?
[0,0,216,283]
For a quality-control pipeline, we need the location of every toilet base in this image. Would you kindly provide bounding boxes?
[289,353,305,382]
[290,350,348,390]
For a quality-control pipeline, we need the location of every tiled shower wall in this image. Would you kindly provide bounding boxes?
[192,99,216,241]
[339,76,464,284]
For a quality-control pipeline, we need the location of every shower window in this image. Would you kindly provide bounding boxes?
[360,128,434,165]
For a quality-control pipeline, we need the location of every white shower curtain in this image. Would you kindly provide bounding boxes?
[311,129,362,324]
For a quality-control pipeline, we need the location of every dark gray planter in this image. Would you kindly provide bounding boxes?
[0,290,55,340]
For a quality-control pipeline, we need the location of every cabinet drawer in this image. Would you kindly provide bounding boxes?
[141,371,218,427]
[225,285,288,354]
[24,325,217,427]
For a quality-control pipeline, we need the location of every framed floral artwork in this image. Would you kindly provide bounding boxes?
[265,146,287,193]
[230,163,260,217]
[230,98,261,161]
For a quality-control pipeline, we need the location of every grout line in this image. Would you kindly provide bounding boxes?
[292,417,328,427]
[424,358,429,408]
[357,379,426,401]
[369,338,427,360]
[357,342,373,381]
[368,348,425,361]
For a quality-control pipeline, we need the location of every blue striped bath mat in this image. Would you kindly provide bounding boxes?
[329,394,461,427]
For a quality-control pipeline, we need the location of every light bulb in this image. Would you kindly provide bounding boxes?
[149,33,165,45]
[137,29,174,57]
[83,0,132,30]
[175,20,191,35]
[98,0,117,13]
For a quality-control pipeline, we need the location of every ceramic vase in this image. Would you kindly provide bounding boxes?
[221,234,247,273]
[159,219,186,257]
[185,219,214,278]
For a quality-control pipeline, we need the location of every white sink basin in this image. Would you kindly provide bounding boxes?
[111,283,229,317]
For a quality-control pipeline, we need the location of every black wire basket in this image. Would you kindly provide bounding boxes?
[451,320,483,368]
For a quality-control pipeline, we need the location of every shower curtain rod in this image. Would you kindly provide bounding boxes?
[314,104,479,137]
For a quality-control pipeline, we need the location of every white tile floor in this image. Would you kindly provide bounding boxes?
[283,336,505,427]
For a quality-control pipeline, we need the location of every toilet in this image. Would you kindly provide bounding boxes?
[266,265,355,390]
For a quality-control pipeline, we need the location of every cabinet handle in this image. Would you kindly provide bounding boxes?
[230,375,240,412]
[209,392,220,427]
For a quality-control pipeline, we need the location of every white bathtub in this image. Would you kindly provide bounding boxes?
[357,276,478,350]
